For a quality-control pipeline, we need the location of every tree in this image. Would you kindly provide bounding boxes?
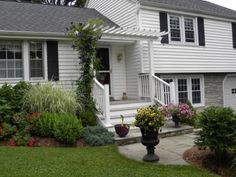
[15,0,86,7]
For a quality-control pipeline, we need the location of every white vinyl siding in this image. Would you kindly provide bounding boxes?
[58,41,80,89]
[110,45,127,100]
[125,42,141,99]
[87,0,137,28]
[140,9,236,73]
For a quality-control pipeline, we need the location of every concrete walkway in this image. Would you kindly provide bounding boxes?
[118,133,197,165]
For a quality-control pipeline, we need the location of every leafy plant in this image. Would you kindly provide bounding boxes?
[53,114,83,144]
[22,83,79,115]
[232,154,236,176]
[68,18,103,118]
[78,111,97,127]
[195,106,236,162]
[0,122,16,140]
[135,106,165,132]
[83,125,114,146]
[34,113,83,144]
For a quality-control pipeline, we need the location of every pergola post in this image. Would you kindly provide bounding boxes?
[148,40,155,103]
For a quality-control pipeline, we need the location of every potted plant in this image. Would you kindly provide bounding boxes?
[114,115,130,137]
[134,106,165,162]
[160,103,193,128]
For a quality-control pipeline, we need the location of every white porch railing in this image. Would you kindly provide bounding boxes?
[138,74,176,105]
[138,74,150,98]
[92,78,111,126]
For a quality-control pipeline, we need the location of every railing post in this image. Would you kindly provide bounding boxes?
[169,82,177,104]
[104,85,111,126]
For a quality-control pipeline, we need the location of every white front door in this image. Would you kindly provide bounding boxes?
[224,76,236,111]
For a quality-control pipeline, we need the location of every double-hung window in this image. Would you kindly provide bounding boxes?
[0,42,23,79]
[162,76,204,106]
[169,15,196,44]
[29,41,43,79]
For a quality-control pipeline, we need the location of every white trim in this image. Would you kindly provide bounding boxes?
[23,40,29,81]
[160,74,205,107]
[168,14,198,45]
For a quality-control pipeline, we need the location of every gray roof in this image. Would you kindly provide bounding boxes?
[0,1,117,34]
[140,0,236,20]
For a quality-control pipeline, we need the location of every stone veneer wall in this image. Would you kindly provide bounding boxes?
[204,73,226,107]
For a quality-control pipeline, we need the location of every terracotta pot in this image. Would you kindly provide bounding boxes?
[140,128,160,162]
[114,124,130,137]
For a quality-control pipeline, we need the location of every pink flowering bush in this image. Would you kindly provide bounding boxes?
[160,103,193,120]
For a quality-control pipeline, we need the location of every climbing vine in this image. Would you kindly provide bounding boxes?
[68,18,103,118]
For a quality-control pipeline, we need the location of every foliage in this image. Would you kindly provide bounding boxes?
[195,106,236,162]
[52,114,83,144]
[0,146,218,177]
[135,106,165,132]
[22,83,79,115]
[160,103,193,120]
[68,18,103,118]
[19,0,86,7]
[0,122,16,140]
[181,101,198,126]
[83,125,114,146]
[78,110,97,127]
[35,113,83,144]
[0,82,31,138]
[232,154,236,176]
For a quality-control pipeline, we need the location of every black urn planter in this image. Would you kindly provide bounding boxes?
[140,128,160,162]
[114,124,130,137]
[172,115,180,128]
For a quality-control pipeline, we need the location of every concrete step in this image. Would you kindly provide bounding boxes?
[110,102,152,112]
[113,122,194,146]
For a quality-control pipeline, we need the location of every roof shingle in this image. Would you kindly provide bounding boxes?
[140,0,236,20]
[0,0,117,34]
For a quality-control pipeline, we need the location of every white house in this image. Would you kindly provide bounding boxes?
[86,0,236,123]
[1,0,236,127]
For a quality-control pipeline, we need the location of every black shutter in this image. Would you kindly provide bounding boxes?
[47,41,59,81]
[159,12,169,44]
[198,17,205,46]
[232,23,236,48]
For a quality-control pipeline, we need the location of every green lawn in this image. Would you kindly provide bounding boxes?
[0,145,218,177]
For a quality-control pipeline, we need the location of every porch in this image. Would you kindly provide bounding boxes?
[92,27,177,127]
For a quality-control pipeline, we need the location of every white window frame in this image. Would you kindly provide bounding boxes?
[0,40,47,84]
[161,75,205,107]
[0,41,23,81]
[168,14,198,45]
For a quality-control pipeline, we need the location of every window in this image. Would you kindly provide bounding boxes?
[170,16,181,41]
[232,88,236,94]
[162,76,204,106]
[191,78,201,104]
[0,42,23,79]
[184,18,195,42]
[168,15,196,44]
[178,79,188,103]
[30,42,43,78]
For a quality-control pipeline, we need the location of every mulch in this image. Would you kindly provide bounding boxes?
[183,147,233,177]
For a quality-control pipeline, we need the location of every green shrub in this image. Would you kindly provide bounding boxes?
[0,122,16,140]
[23,83,79,115]
[79,111,97,127]
[195,106,236,162]
[83,126,114,146]
[35,113,83,144]
[232,154,236,176]
[53,114,83,144]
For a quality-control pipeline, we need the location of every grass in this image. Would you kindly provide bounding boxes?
[0,145,218,177]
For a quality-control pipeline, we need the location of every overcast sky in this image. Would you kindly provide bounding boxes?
[206,0,236,11]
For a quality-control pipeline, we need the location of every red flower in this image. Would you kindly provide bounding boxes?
[9,138,15,146]
[27,138,36,147]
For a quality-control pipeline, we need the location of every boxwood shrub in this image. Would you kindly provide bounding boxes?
[195,106,236,162]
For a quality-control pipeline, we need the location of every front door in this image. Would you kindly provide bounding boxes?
[96,48,111,94]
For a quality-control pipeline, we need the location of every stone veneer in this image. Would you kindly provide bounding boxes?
[204,73,226,107]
